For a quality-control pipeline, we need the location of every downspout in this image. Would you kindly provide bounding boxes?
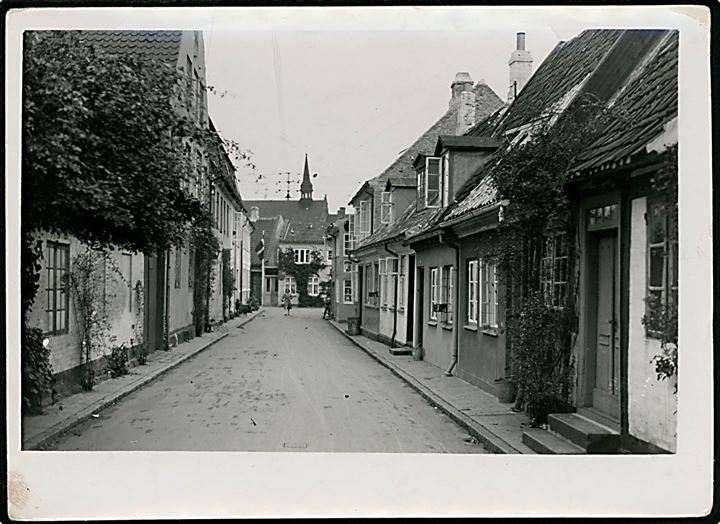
[439,232,460,376]
[164,248,171,350]
[384,244,399,348]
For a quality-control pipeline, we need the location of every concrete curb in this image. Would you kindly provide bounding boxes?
[27,308,263,450]
[328,320,522,454]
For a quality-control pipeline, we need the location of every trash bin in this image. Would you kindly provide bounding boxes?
[346,317,360,336]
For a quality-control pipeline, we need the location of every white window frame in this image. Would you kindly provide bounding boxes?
[327,249,333,262]
[442,153,450,207]
[343,233,354,257]
[468,259,479,324]
[284,276,297,294]
[425,157,442,208]
[398,256,406,309]
[307,275,320,296]
[480,259,498,329]
[379,259,388,306]
[358,200,371,240]
[293,248,311,264]
[430,267,439,320]
[380,191,393,224]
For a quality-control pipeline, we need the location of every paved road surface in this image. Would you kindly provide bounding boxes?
[49,308,487,453]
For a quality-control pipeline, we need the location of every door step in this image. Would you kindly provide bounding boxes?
[548,413,621,453]
[522,428,585,454]
[577,407,621,432]
[388,347,412,356]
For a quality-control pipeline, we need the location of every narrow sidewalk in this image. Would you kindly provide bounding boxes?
[328,319,535,454]
[22,308,264,450]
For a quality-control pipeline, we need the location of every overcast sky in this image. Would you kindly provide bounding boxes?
[200,7,690,212]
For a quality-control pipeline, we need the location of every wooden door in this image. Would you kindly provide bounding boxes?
[592,230,620,419]
[416,266,424,348]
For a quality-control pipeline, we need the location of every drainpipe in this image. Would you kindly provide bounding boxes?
[438,232,460,376]
[384,244,399,348]
[164,248,171,350]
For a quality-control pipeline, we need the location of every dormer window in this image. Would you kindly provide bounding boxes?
[417,157,442,209]
[380,191,393,224]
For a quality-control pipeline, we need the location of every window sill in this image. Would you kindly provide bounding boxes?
[441,323,454,331]
[464,324,478,332]
[364,304,379,309]
[482,327,499,337]
[427,320,438,327]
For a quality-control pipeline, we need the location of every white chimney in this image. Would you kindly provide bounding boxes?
[449,72,474,109]
[507,32,533,103]
[250,206,259,222]
[456,90,477,135]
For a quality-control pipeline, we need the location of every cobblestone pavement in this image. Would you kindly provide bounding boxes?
[48,307,487,453]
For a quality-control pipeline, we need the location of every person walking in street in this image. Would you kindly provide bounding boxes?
[322,293,332,319]
[281,291,293,316]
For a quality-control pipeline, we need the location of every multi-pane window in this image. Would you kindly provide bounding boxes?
[343,260,353,273]
[646,197,678,336]
[307,275,320,296]
[388,257,398,308]
[398,256,406,308]
[343,279,353,304]
[425,157,441,208]
[343,233,354,257]
[379,259,388,306]
[381,191,393,224]
[441,265,454,324]
[468,259,479,324]
[442,154,450,207]
[480,259,498,329]
[430,267,439,320]
[540,233,568,308]
[293,248,310,264]
[284,276,297,294]
[358,200,371,240]
[327,249,333,262]
[417,165,426,207]
[45,242,69,334]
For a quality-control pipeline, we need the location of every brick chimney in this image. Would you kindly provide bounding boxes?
[507,32,533,103]
[449,72,477,135]
[337,207,346,219]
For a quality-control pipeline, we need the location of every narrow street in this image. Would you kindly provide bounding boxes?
[49,308,487,453]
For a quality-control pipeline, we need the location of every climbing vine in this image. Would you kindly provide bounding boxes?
[643,144,678,390]
[221,248,234,320]
[192,211,221,335]
[278,248,326,307]
[489,96,619,424]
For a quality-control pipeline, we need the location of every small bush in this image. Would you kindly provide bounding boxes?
[105,344,129,378]
[22,326,55,415]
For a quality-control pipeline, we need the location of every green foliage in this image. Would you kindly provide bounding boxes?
[278,248,326,306]
[509,292,575,426]
[192,211,221,335]
[104,343,129,378]
[22,326,55,415]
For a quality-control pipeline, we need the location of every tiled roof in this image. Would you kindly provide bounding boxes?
[281,219,327,244]
[78,30,184,67]
[572,31,678,175]
[435,135,503,152]
[496,30,624,134]
[250,217,283,266]
[354,201,444,251]
[443,172,499,222]
[244,199,329,225]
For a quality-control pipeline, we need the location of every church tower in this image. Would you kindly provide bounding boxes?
[299,153,313,206]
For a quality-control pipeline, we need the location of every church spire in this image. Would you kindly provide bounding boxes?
[300,153,313,202]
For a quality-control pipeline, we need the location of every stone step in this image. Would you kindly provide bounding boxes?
[548,413,621,453]
[388,347,412,356]
[577,407,621,432]
[522,428,585,454]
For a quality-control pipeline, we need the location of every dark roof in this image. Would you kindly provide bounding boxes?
[281,219,327,244]
[435,135,503,153]
[572,31,678,175]
[496,30,624,134]
[250,217,283,266]
[78,30,184,67]
[385,175,417,190]
[353,201,444,252]
[243,199,329,225]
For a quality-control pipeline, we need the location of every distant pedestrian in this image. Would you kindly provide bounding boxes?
[322,294,332,319]
[281,291,293,316]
